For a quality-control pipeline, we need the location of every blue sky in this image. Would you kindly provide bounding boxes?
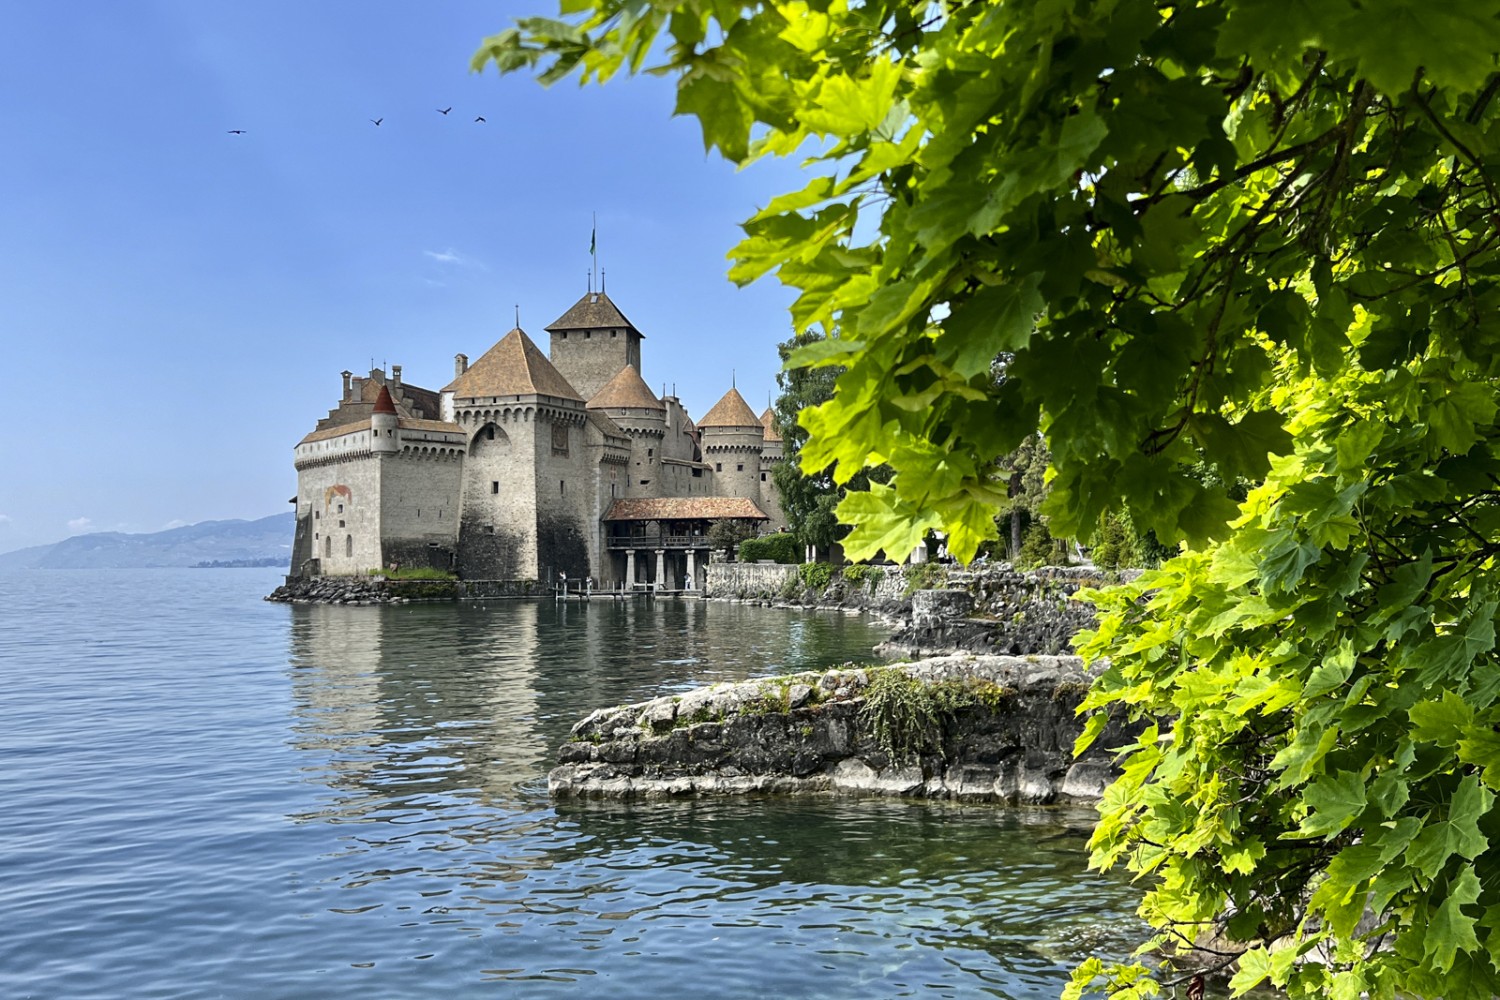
[1,1,812,553]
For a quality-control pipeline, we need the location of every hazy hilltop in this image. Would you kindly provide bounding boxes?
[0,514,294,570]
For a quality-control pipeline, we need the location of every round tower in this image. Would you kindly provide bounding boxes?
[371,384,399,454]
[588,365,666,498]
[699,387,764,505]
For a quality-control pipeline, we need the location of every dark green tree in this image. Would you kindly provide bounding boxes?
[770,330,887,557]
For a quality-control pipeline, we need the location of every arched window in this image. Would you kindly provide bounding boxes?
[324,535,331,557]
[345,535,353,557]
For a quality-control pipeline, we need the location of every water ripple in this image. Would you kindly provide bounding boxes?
[0,570,1143,999]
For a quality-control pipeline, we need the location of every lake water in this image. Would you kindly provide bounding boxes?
[0,569,1143,999]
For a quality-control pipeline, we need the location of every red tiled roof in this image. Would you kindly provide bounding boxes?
[373,385,397,414]
[603,497,769,521]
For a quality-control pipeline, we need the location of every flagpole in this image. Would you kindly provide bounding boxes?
[590,212,597,293]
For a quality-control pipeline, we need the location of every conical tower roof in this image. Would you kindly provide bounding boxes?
[760,408,782,442]
[545,290,641,336]
[442,328,583,400]
[588,365,665,411]
[699,387,761,429]
[372,385,397,414]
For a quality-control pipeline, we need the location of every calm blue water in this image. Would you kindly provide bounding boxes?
[0,569,1142,999]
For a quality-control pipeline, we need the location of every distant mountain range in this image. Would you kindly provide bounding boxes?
[0,513,294,570]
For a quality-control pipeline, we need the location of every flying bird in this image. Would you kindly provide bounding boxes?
[370,118,383,126]
[437,107,451,115]
[227,129,246,134]
[474,116,486,123]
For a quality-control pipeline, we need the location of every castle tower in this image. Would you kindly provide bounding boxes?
[443,327,592,582]
[699,387,764,505]
[758,407,785,529]
[371,385,399,454]
[587,365,667,499]
[544,291,643,401]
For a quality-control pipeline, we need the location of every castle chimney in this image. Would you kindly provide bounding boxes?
[341,370,353,400]
[455,353,469,378]
[391,364,402,388]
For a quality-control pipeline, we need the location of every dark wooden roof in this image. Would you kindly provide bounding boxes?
[545,291,642,337]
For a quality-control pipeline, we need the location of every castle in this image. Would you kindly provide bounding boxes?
[289,290,785,590]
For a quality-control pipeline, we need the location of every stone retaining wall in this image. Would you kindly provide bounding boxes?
[702,562,799,598]
[549,654,1137,804]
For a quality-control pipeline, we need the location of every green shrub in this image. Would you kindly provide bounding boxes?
[840,564,880,590]
[778,571,803,599]
[1016,522,1068,568]
[798,562,835,591]
[738,532,801,564]
[901,561,947,594]
[861,669,943,761]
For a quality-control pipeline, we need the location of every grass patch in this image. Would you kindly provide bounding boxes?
[860,668,1017,760]
[369,566,457,581]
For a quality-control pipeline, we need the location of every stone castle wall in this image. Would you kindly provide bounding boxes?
[296,452,382,575]
[549,329,641,402]
[379,450,462,571]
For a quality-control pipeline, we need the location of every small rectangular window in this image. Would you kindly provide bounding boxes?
[491,481,499,494]
[560,480,565,495]
[338,519,346,528]
[761,472,767,481]
[736,464,744,472]
[715,463,722,472]
[337,503,344,513]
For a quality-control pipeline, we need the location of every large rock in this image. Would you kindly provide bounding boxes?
[548,654,1138,803]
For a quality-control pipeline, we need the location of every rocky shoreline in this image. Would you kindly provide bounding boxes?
[549,654,1137,804]
[264,576,458,605]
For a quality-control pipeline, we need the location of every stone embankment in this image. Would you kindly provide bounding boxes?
[705,562,1122,659]
[265,576,459,604]
[878,567,1121,658]
[550,654,1137,804]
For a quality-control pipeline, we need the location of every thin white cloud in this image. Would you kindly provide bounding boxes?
[67,516,93,532]
[0,513,12,526]
[161,519,189,530]
[423,248,485,269]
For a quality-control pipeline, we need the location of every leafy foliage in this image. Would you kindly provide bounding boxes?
[769,330,889,551]
[797,561,835,592]
[739,531,801,564]
[480,2,1500,997]
[708,519,755,555]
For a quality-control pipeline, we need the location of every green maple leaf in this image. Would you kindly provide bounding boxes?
[1406,776,1494,879]
[675,70,752,161]
[1297,769,1368,838]
[1426,868,1483,974]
